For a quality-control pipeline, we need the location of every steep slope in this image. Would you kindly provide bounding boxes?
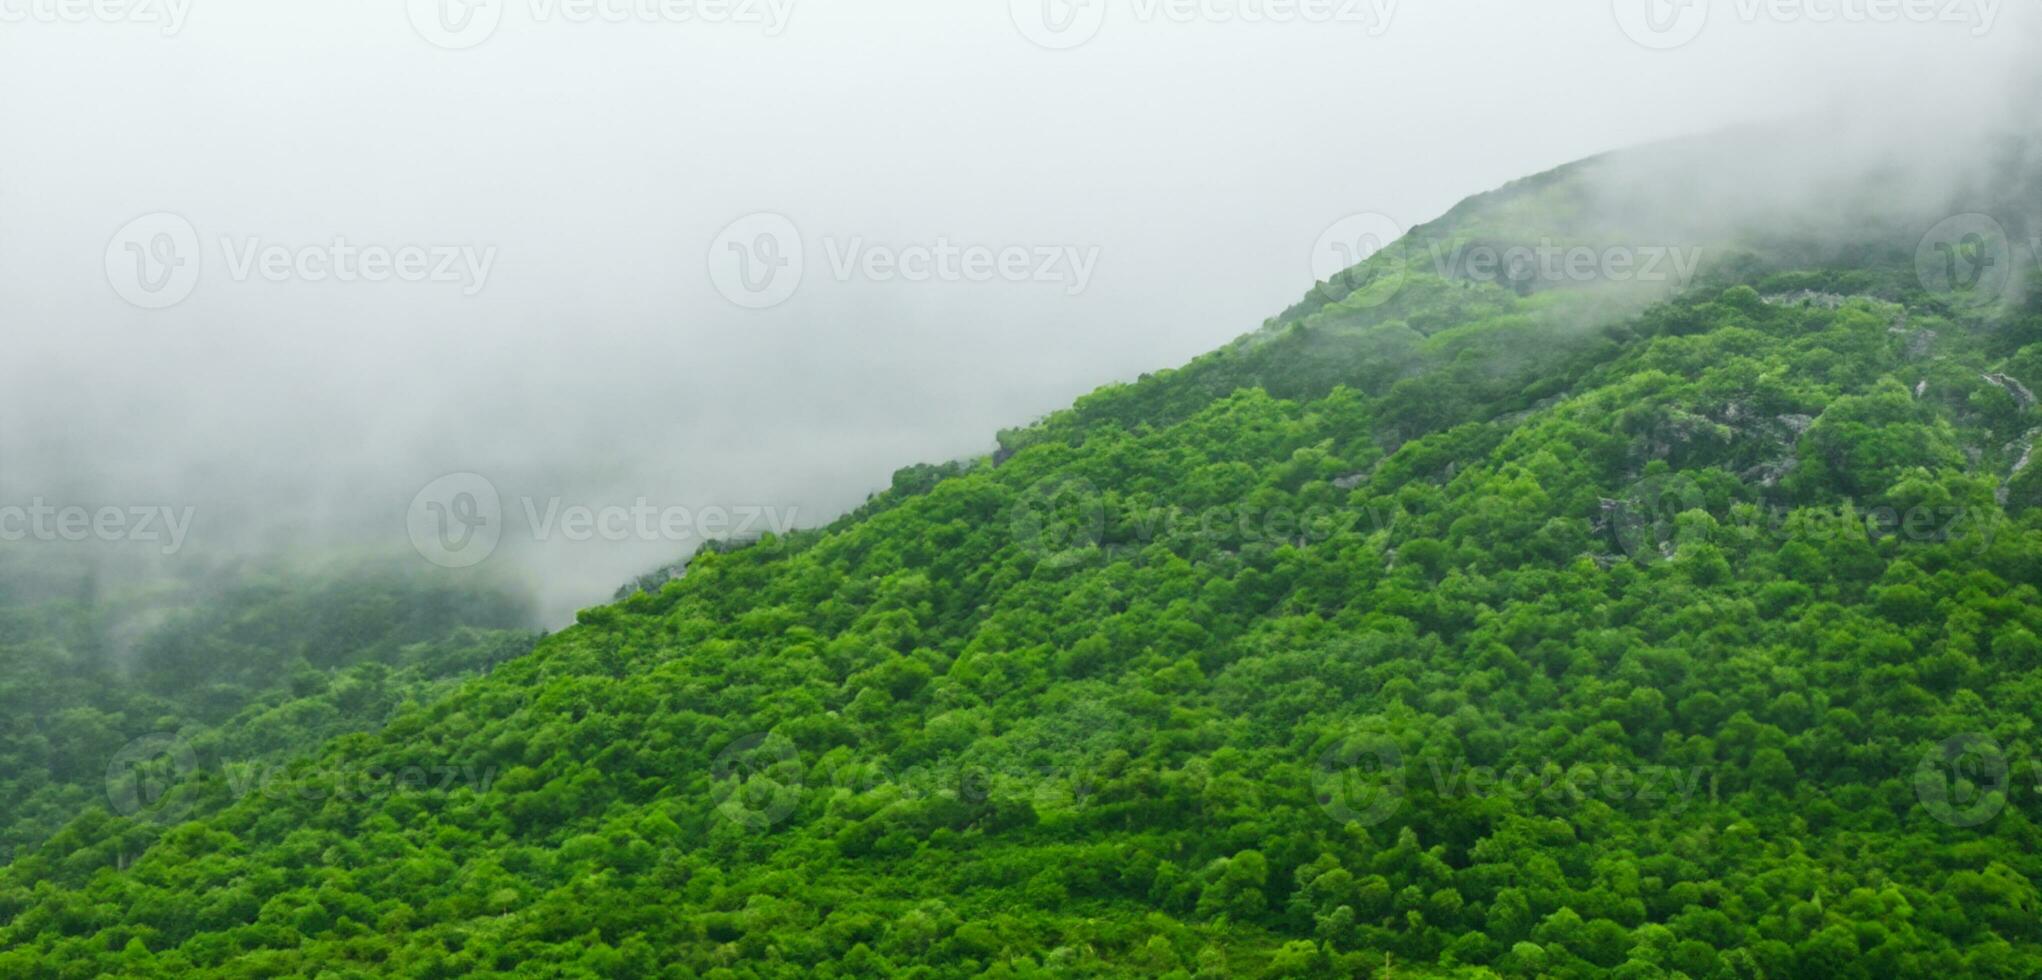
[5,130,2042,978]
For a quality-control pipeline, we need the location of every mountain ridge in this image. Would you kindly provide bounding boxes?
[5,127,2042,977]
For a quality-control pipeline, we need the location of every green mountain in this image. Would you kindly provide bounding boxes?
[4,127,2042,978]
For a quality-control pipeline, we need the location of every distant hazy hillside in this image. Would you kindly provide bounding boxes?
[0,560,536,866]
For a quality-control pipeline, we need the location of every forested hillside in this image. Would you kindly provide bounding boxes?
[4,132,2041,977]
[0,560,537,865]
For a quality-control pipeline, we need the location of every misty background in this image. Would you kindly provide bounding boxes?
[1,0,2035,623]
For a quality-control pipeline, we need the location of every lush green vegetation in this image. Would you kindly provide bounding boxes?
[3,148,2041,977]
[0,560,536,864]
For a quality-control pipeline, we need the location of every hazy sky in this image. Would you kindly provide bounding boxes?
[1,1,2034,621]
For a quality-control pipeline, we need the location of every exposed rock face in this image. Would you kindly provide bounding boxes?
[1984,373,2037,412]
[1893,328,1936,360]
[1737,413,1816,488]
[1763,290,1854,309]
[1643,401,1816,490]
[2001,429,2040,507]
[612,558,691,601]
[1645,409,1734,462]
